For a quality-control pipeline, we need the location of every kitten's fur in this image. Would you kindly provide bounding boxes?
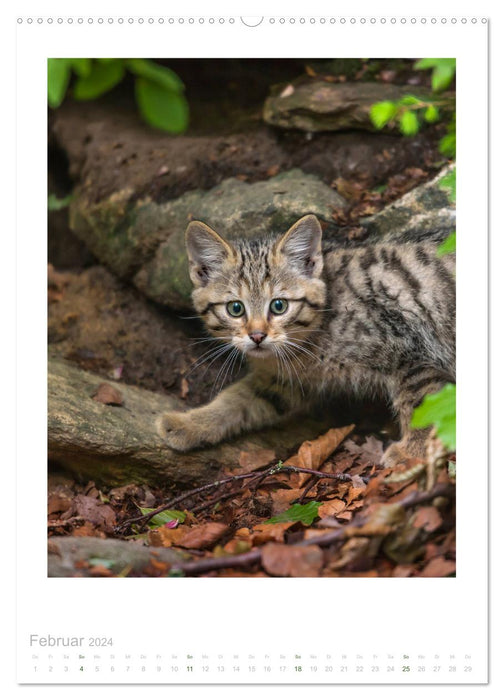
[159,215,455,467]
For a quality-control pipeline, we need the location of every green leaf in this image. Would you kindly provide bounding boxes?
[127,59,185,93]
[69,58,92,77]
[399,110,419,136]
[48,193,73,211]
[399,94,422,106]
[439,168,456,203]
[432,64,455,92]
[414,58,455,93]
[73,59,125,100]
[88,557,116,569]
[139,507,186,528]
[265,501,321,527]
[411,383,456,451]
[439,132,456,158]
[135,78,189,133]
[369,101,397,129]
[48,59,72,108]
[424,104,440,123]
[437,231,456,256]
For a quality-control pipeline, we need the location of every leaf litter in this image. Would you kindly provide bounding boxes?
[48,424,455,577]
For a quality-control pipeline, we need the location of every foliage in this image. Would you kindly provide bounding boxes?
[439,168,456,203]
[414,58,456,92]
[47,193,73,211]
[266,501,321,526]
[47,58,188,133]
[411,383,456,451]
[139,507,187,528]
[437,231,456,256]
[369,58,455,156]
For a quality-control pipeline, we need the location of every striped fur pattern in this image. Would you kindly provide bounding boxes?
[159,215,455,467]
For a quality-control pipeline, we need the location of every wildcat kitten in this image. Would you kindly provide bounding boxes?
[159,215,455,468]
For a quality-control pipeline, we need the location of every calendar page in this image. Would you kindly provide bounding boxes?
[13,0,489,688]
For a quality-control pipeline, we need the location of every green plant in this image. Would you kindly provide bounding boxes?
[369,58,455,157]
[411,384,456,452]
[47,58,188,133]
[265,501,321,526]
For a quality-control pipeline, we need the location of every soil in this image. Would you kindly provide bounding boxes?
[49,58,446,213]
[48,265,241,406]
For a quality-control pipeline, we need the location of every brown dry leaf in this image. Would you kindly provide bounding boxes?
[392,564,415,577]
[285,425,354,485]
[148,524,192,547]
[328,537,374,571]
[178,522,229,550]
[317,499,347,518]
[62,495,116,532]
[48,493,73,517]
[419,557,456,577]
[266,164,280,177]
[92,382,124,406]
[222,539,252,555]
[251,522,293,545]
[261,543,324,577]
[412,507,443,533]
[344,436,384,466]
[238,449,276,471]
[72,523,105,538]
[346,475,367,505]
[346,503,406,537]
[270,488,306,514]
[88,565,114,577]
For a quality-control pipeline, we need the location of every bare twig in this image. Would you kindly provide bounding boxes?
[165,483,455,576]
[116,463,352,532]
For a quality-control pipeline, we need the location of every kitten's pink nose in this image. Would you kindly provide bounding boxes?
[249,331,267,345]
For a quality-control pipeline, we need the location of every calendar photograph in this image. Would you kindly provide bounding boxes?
[47,56,456,579]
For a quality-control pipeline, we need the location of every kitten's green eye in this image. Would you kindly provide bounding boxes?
[227,300,245,317]
[270,298,288,315]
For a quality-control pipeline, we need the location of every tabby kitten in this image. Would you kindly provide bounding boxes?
[159,215,455,468]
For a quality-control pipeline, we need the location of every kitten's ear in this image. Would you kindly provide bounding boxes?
[185,221,235,287]
[275,215,323,277]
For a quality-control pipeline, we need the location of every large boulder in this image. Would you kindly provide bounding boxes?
[364,164,456,243]
[70,170,346,309]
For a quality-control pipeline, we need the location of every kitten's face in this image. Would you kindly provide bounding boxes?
[186,215,326,360]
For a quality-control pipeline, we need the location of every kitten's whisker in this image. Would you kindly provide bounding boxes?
[281,344,306,396]
[184,343,233,378]
[283,340,320,363]
[212,347,239,397]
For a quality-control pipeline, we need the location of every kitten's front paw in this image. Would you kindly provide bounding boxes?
[157,411,204,452]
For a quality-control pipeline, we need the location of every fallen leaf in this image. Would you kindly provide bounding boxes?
[412,507,443,533]
[261,543,324,577]
[178,522,229,549]
[419,557,456,577]
[251,522,293,545]
[317,499,347,518]
[62,495,116,532]
[48,493,73,517]
[92,383,123,406]
[148,525,192,547]
[344,436,384,466]
[270,488,306,514]
[88,565,114,577]
[346,503,406,537]
[238,449,276,471]
[392,564,415,577]
[285,425,354,485]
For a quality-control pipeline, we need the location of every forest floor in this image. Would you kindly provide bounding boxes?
[48,58,455,577]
